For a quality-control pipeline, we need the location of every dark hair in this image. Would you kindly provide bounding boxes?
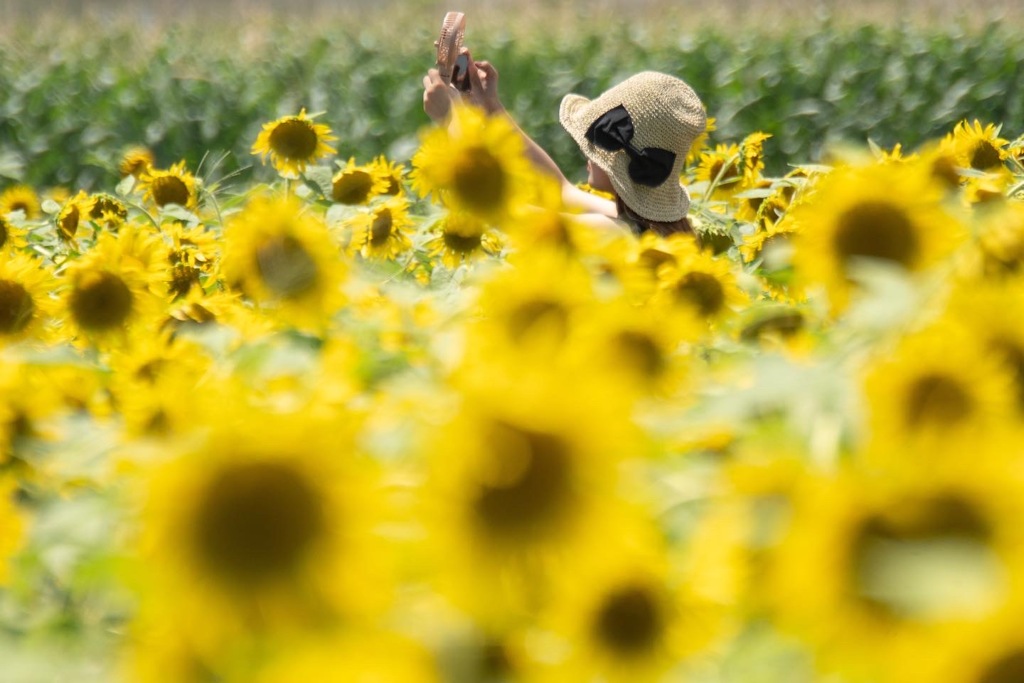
[615,197,695,239]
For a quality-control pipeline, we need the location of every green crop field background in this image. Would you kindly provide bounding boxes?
[1,0,1022,190]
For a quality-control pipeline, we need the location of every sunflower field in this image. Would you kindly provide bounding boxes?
[3,3,1024,682]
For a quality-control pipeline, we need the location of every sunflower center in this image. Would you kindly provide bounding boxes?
[0,217,8,248]
[472,422,573,541]
[970,141,1003,171]
[332,171,375,205]
[443,229,483,255]
[674,271,726,317]
[0,279,34,335]
[69,271,134,331]
[851,495,1002,620]
[978,649,1024,683]
[990,338,1024,412]
[638,247,676,273]
[613,330,666,379]
[904,373,974,429]
[452,147,506,213]
[254,235,319,298]
[151,175,190,208]
[89,195,128,222]
[593,584,664,657]
[506,299,568,343]
[193,460,326,585]
[369,209,394,247]
[833,200,919,270]
[268,119,319,161]
[169,263,201,299]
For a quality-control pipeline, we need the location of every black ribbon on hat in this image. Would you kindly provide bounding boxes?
[585,105,676,187]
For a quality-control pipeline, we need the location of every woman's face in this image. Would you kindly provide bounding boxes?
[587,160,615,193]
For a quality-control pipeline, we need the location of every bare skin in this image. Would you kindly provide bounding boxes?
[422,50,623,231]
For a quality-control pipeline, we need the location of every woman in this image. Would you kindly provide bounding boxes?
[422,53,707,237]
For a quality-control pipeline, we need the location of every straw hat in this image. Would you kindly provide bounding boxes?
[559,72,706,223]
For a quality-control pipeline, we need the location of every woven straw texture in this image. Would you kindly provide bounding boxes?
[559,71,706,222]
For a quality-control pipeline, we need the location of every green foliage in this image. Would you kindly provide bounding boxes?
[1,16,1022,190]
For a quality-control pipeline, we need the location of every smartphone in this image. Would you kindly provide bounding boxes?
[451,53,472,92]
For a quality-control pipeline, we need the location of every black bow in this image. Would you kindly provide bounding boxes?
[584,105,676,187]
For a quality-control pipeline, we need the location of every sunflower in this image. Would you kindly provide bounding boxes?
[0,214,26,252]
[60,227,166,346]
[87,192,129,231]
[221,194,345,330]
[694,143,742,200]
[766,461,1024,683]
[535,517,733,683]
[0,252,58,343]
[740,131,773,184]
[164,222,219,299]
[139,160,199,211]
[370,155,408,195]
[251,108,337,177]
[0,185,40,220]
[330,157,390,205]
[969,200,1024,277]
[346,195,415,260]
[948,119,1010,173]
[119,145,156,178]
[411,103,554,225]
[652,247,748,326]
[420,377,641,624]
[613,230,702,300]
[423,211,503,270]
[789,160,967,313]
[54,190,90,242]
[860,320,1015,457]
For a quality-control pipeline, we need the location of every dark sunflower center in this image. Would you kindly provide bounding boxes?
[978,649,1024,683]
[369,209,394,247]
[443,229,483,255]
[70,271,133,331]
[452,147,506,213]
[930,155,962,189]
[674,271,726,317]
[193,460,326,584]
[833,200,919,270]
[332,171,374,205]
[0,217,8,248]
[905,373,974,429]
[740,311,805,343]
[638,248,676,273]
[613,330,665,379]
[472,422,573,541]
[169,264,201,299]
[970,141,1003,171]
[593,584,664,657]
[0,279,34,335]
[89,195,127,222]
[851,494,995,619]
[254,234,319,298]
[506,299,568,343]
[268,119,319,161]
[152,175,190,208]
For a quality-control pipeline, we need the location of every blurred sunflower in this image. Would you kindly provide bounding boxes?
[789,161,967,313]
[252,108,337,177]
[222,194,345,330]
[87,192,129,230]
[0,185,40,219]
[766,461,1024,683]
[134,406,387,670]
[54,190,90,242]
[653,248,748,325]
[61,228,166,345]
[0,215,26,252]
[411,104,552,225]
[370,154,408,195]
[346,196,415,260]
[424,211,502,270]
[740,131,772,184]
[139,160,199,211]
[969,200,1024,277]
[331,157,390,205]
[119,145,156,179]
[0,252,58,343]
[0,476,24,585]
[536,521,732,683]
[694,143,742,201]
[861,321,1015,456]
[948,119,1010,173]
